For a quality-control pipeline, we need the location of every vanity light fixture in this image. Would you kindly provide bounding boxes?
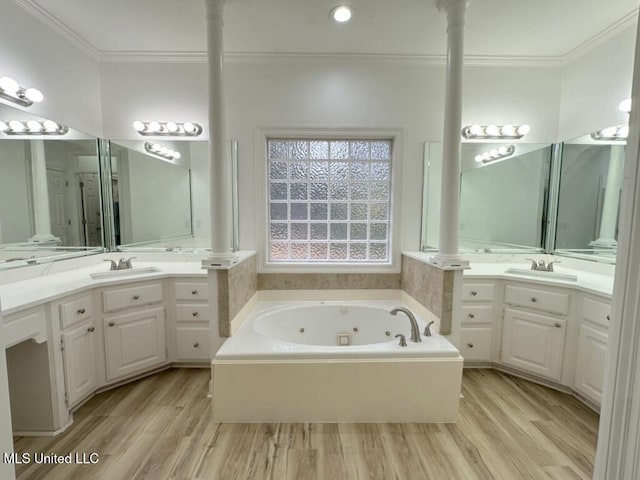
[462,124,530,140]
[133,120,202,137]
[474,144,515,164]
[144,141,181,162]
[591,125,629,141]
[330,5,353,23]
[0,119,68,135]
[619,98,632,113]
[0,76,44,107]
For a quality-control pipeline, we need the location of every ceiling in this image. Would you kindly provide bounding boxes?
[15,0,640,59]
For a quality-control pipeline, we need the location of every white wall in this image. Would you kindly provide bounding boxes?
[0,141,31,243]
[0,2,102,137]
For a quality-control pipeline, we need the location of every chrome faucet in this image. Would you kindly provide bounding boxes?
[390,307,422,343]
[526,258,560,272]
[424,320,435,337]
[104,257,135,270]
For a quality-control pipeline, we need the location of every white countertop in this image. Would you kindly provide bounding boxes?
[0,261,206,316]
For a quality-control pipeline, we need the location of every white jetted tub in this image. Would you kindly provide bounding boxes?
[213,300,463,423]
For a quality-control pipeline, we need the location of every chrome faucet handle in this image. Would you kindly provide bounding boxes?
[117,258,127,269]
[424,320,435,337]
[546,260,560,272]
[124,257,136,268]
[104,259,117,270]
[395,334,407,347]
[525,258,538,270]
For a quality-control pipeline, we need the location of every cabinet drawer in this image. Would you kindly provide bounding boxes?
[460,328,492,361]
[462,283,495,302]
[582,297,611,328]
[176,304,210,323]
[60,294,93,329]
[461,305,494,325]
[176,327,210,361]
[102,283,164,313]
[504,285,569,315]
[174,282,209,301]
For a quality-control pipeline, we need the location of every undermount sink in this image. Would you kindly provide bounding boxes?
[505,267,578,282]
[90,266,160,279]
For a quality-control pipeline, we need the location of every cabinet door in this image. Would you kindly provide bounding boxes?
[61,321,97,406]
[104,307,166,381]
[501,308,566,381]
[460,328,492,361]
[574,325,608,405]
[176,327,210,361]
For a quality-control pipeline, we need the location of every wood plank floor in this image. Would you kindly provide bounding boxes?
[13,368,599,480]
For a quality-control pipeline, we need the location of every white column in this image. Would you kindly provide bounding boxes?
[204,0,238,267]
[29,140,59,244]
[432,0,469,268]
[591,145,625,247]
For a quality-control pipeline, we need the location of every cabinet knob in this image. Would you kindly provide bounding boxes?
[468,313,475,319]
[108,322,115,327]
[554,322,562,328]
[77,308,86,314]
[531,297,537,303]
[87,327,95,332]
[133,295,140,300]
[470,291,477,296]
[192,311,199,317]
[193,342,199,348]
[467,343,474,348]
[192,290,198,295]
[606,315,610,321]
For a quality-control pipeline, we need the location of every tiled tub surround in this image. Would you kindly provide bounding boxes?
[215,254,257,336]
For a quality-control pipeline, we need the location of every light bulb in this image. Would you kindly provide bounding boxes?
[498,146,508,155]
[474,154,483,163]
[486,125,499,136]
[490,149,499,158]
[331,6,353,23]
[183,122,196,133]
[517,124,530,136]
[133,120,145,131]
[501,125,515,136]
[0,121,7,132]
[43,120,58,132]
[24,88,43,103]
[174,151,181,160]
[619,98,632,113]
[618,125,629,138]
[26,120,42,132]
[601,127,617,137]
[148,121,161,133]
[8,120,25,132]
[166,122,178,133]
[469,124,482,136]
[0,77,19,95]
[482,152,491,161]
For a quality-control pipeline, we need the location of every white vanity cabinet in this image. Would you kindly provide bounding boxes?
[102,282,167,381]
[460,281,497,362]
[172,280,210,362]
[574,295,610,406]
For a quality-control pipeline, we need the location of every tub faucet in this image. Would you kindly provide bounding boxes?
[390,307,422,343]
[424,321,435,337]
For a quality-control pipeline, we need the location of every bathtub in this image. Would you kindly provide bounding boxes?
[212,300,463,423]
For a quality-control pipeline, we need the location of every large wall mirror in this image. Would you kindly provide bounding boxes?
[554,133,625,262]
[422,142,552,253]
[0,103,103,270]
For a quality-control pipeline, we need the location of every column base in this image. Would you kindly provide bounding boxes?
[202,252,240,269]
[28,234,60,245]
[430,253,470,269]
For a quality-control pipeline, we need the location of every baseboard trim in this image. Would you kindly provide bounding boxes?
[13,417,73,437]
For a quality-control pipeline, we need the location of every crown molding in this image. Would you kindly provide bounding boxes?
[563,8,638,64]
[11,0,99,59]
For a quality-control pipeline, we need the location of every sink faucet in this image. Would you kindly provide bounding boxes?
[117,257,135,269]
[526,258,560,272]
[390,307,422,343]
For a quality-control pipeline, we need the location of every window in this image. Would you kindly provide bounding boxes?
[267,138,393,263]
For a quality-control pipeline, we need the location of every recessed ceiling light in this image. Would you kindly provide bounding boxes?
[331,5,353,23]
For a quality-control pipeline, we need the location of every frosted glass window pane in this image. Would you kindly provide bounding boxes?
[269,162,288,180]
[370,203,388,220]
[270,223,288,240]
[310,243,328,260]
[349,243,367,260]
[370,182,390,201]
[350,223,367,240]
[291,243,309,259]
[270,183,287,200]
[369,243,387,260]
[370,223,387,240]
[290,162,308,180]
[371,162,390,180]
[270,203,287,220]
[330,141,349,159]
[351,162,369,180]
[330,203,348,220]
[310,223,328,240]
[309,161,329,180]
[268,141,288,159]
[330,183,348,200]
[270,243,289,260]
[310,183,328,200]
[330,243,348,260]
[291,223,309,240]
[291,203,308,220]
[351,141,369,160]
[350,204,368,220]
[371,141,391,160]
[350,183,368,201]
[290,183,308,200]
[310,203,328,220]
[330,223,348,240]
[330,162,349,180]
[291,141,308,159]
[310,141,329,159]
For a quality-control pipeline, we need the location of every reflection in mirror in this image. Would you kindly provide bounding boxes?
[0,104,102,269]
[555,133,625,262]
[421,142,552,253]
